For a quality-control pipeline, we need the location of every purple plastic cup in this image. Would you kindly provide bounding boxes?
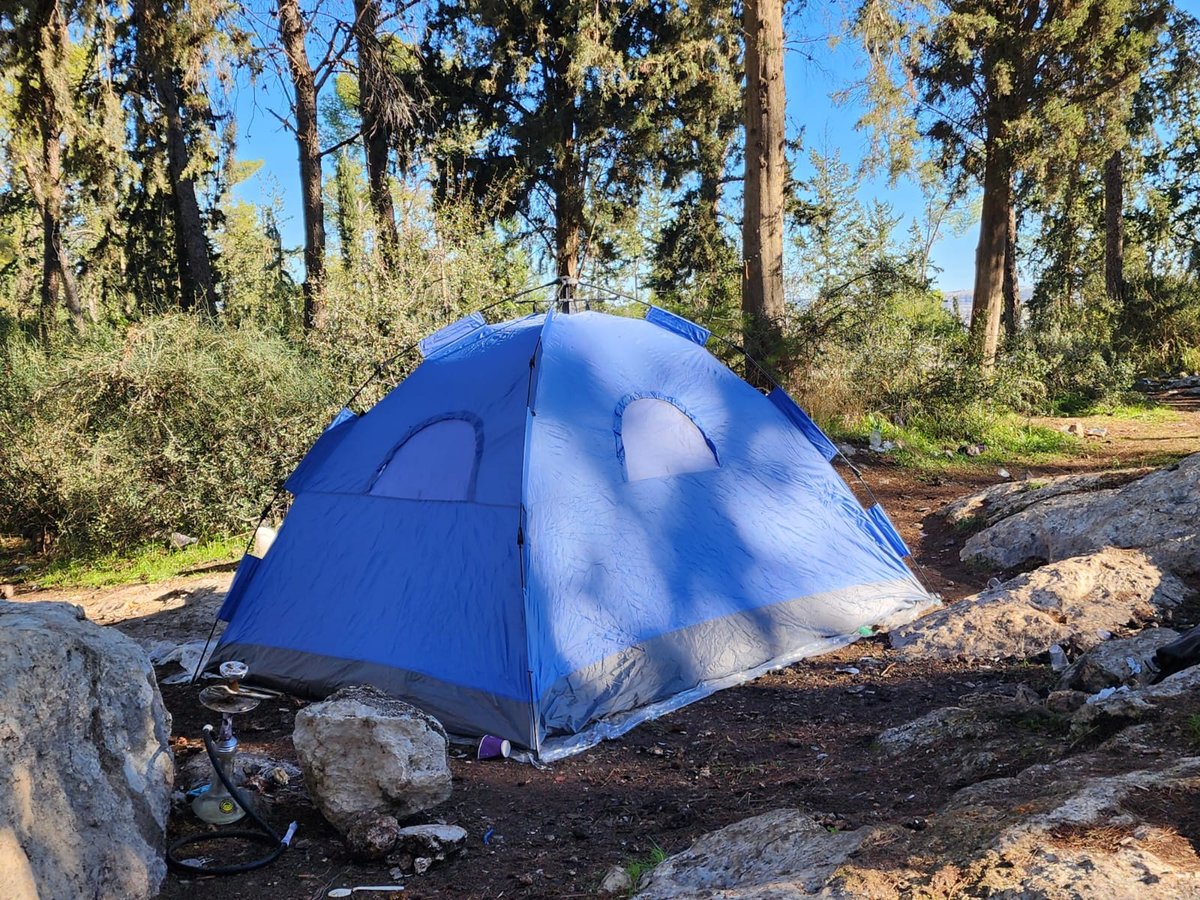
[477,734,511,759]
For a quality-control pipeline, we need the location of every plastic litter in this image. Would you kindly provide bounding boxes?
[1049,645,1068,672]
[477,735,511,759]
[1086,685,1130,705]
[147,639,216,684]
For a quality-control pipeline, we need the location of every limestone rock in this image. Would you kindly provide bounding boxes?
[345,813,402,861]
[599,863,634,894]
[1073,659,1200,731]
[831,755,1200,899]
[876,705,982,754]
[293,684,451,833]
[877,685,1039,752]
[0,600,174,900]
[875,685,1063,787]
[889,548,1189,662]
[634,808,866,899]
[391,823,467,869]
[1045,690,1088,714]
[941,467,1152,529]
[0,827,38,900]
[1057,628,1180,693]
[961,453,1200,575]
[179,749,302,792]
[385,823,468,874]
[653,755,1200,898]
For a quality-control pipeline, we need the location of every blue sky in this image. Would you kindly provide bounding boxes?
[227,7,984,292]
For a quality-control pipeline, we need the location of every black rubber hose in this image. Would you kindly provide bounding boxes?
[167,725,297,876]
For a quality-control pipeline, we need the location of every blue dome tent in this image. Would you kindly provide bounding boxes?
[209,304,933,761]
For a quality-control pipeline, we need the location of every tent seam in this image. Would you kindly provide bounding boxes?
[517,308,554,756]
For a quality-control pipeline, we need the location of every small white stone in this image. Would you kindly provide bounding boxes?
[599,864,633,894]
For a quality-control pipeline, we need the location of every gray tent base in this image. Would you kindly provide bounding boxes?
[212,581,937,763]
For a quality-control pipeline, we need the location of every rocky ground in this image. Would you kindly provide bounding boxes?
[6,401,1200,899]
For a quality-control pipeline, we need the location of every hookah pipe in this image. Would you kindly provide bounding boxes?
[167,661,298,876]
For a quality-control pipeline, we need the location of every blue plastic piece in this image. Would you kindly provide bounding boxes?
[327,407,357,430]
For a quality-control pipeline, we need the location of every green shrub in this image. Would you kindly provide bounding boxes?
[1006,325,1136,412]
[0,316,338,553]
[1117,273,1200,375]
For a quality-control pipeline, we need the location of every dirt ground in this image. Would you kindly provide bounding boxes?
[10,400,1200,900]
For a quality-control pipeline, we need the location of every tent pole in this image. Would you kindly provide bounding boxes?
[557,276,579,314]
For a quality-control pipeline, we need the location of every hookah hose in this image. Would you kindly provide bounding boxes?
[166,725,298,876]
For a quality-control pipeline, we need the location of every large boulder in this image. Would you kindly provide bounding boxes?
[0,600,174,900]
[941,467,1153,529]
[961,453,1200,575]
[292,684,451,833]
[889,548,1189,662]
[633,808,867,899]
[830,755,1200,899]
[635,755,1200,898]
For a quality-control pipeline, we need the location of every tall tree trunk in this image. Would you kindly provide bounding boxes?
[133,0,218,316]
[353,0,398,262]
[278,0,326,329]
[1104,149,1125,305]
[970,126,1010,370]
[553,160,583,312]
[34,0,83,336]
[552,80,583,313]
[1002,201,1020,339]
[154,74,218,315]
[741,0,786,379]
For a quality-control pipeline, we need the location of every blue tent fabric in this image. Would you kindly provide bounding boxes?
[766,387,840,462]
[866,503,913,558]
[644,305,711,346]
[212,309,933,760]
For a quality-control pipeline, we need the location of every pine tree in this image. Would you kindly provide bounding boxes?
[351,0,419,263]
[419,0,741,307]
[128,0,231,315]
[1,0,86,333]
[793,148,865,299]
[853,0,1168,369]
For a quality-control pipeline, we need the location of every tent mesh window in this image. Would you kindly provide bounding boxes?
[368,414,483,501]
[616,396,719,482]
